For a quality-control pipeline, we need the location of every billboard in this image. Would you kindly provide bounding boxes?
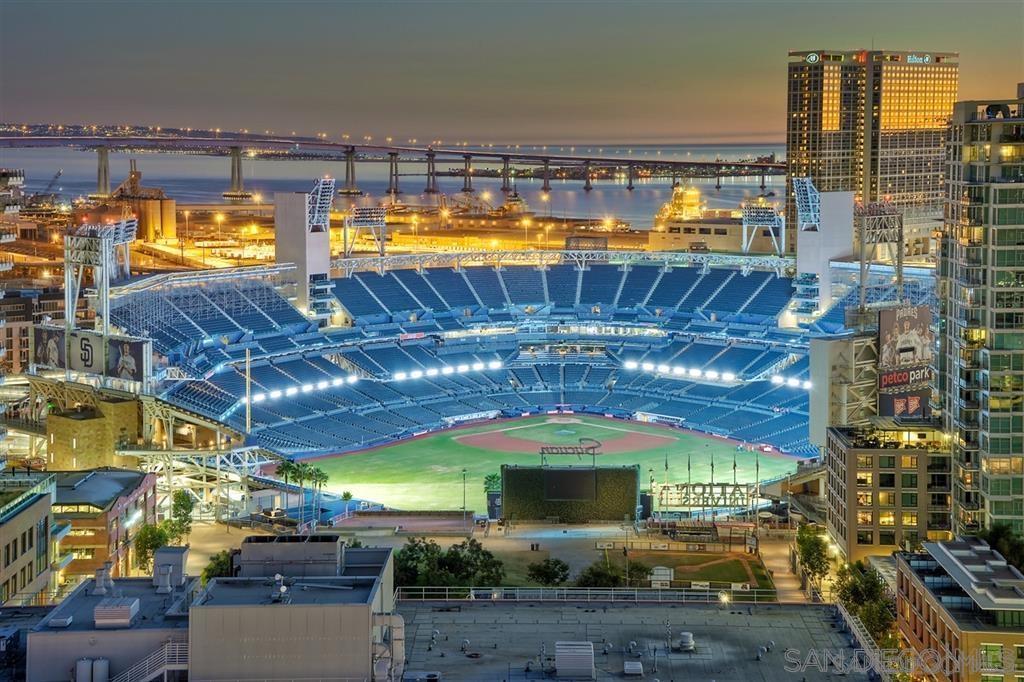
[32,326,65,369]
[105,337,148,382]
[877,305,934,418]
[31,326,150,382]
[879,390,930,419]
[878,305,933,370]
[68,331,104,374]
[543,469,597,501]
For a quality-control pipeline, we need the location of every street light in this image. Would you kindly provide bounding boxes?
[215,213,225,241]
[461,468,468,532]
[181,210,190,265]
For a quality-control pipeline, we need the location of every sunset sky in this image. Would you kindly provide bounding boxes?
[2,0,1021,143]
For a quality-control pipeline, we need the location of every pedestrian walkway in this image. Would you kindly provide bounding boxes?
[758,537,808,603]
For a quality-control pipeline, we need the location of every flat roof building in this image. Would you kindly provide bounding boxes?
[826,420,952,563]
[897,537,1024,680]
[52,468,157,581]
[26,538,399,682]
[0,472,57,607]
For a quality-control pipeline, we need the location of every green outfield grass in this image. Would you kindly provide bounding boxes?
[313,415,799,512]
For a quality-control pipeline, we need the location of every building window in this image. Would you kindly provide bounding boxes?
[879,456,896,469]
[901,473,918,488]
[879,473,896,488]
[878,492,897,507]
[857,531,873,545]
[879,511,896,527]
[857,511,873,525]
[857,472,873,487]
[981,644,1004,670]
[901,455,918,468]
[902,512,918,526]
[857,491,873,506]
[902,492,918,507]
[857,455,873,468]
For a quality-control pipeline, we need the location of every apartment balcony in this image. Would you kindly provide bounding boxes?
[50,521,72,543]
[928,521,952,531]
[51,551,74,572]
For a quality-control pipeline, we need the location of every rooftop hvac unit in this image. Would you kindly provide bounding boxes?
[93,597,140,629]
[555,641,595,679]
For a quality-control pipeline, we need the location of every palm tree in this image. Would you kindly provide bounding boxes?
[309,468,328,530]
[275,460,296,515]
[295,462,314,527]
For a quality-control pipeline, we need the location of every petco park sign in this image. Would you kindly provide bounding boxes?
[539,438,602,457]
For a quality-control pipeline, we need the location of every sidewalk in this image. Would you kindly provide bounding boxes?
[758,536,808,603]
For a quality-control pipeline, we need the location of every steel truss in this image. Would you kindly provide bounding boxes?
[108,264,296,300]
[117,445,279,520]
[343,206,388,258]
[792,177,821,232]
[855,202,905,312]
[330,249,794,277]
[740,201,786,255]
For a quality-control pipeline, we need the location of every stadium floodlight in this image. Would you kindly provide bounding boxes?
[656,364,670,374]
[285,387,299,396]
[316,380,329,390]
[705,370,719,380]
[252,393,266,403]
[394,371,408,381]
[641,362,655,371]
[672,366,685,376]
[331,377,344,386]
[426,368,439,377]
[471,362,485,371]
[802,380,813,390]
[410,369,424,379]
[771,375,784,385]
[441,366,455,375]
[623,360,639,370]
[487,360,502,370]
[786,377,800,387]
[346,375,359,384]
[269,390,283,400]
[722,372,736,382]
[457,364,470,373]
[302,384,314,393]
[688,368,702,377]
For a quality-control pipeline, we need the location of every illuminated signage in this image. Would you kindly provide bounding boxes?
[654,483,756,509]
[906,54,931,64]
[805,53,820,64]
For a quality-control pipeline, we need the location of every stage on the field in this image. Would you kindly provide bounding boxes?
[311,415,800,512]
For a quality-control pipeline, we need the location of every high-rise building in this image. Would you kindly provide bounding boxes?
[786,50,959,255]
[939,93,1024,535]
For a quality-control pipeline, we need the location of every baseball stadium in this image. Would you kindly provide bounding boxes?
[105,248,826,513]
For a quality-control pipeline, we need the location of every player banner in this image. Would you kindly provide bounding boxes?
[32,326,66,369]
[877,305,934,418]
[106,336,149,382]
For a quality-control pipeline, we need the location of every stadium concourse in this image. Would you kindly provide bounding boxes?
[106,253,862,501]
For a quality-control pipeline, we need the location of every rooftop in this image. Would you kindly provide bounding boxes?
[828,422,949,453]
[34,577,193,634]
[399,602,869,681]
[0,473,55,525]
[922,538,1024,611]
[196,575,377,607]
[53,468,150,514]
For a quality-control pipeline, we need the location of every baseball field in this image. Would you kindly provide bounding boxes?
[310,415,800,512]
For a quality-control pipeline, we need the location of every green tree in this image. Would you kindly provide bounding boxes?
[859,599,895,644]
[394,537,446,586]
[796,525,829,589]
[623,560,653,588]
[202,550,234,584]
[483,473,501,493]
[393,537,505,587]
[981,523,1024,569]
[134,523,170,572]
[345,537,364,548]
[574,560,623,588]
[527,558,571,586]
[341,491,354,502]
[834,561,886,611]
[166,490,194,543]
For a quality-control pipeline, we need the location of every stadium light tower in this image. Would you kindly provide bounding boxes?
[854,201,905,314]
[274,178,336,320]
[740,198,786,256]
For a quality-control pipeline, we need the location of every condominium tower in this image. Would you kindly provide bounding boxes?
[939,93,1024,535]
[786,50,959,254]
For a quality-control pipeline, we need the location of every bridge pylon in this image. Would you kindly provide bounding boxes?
[424,151,438,194]
[542,159,551,192]
[501,156,512,192]
[223,146,253,201]
[583,161,592,192]
[387,152,401,195]
[90,146,110,199]
[460,155,473,193]
[338,146,363,196]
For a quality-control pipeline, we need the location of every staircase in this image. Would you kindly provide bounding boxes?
[111,641,189,682]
